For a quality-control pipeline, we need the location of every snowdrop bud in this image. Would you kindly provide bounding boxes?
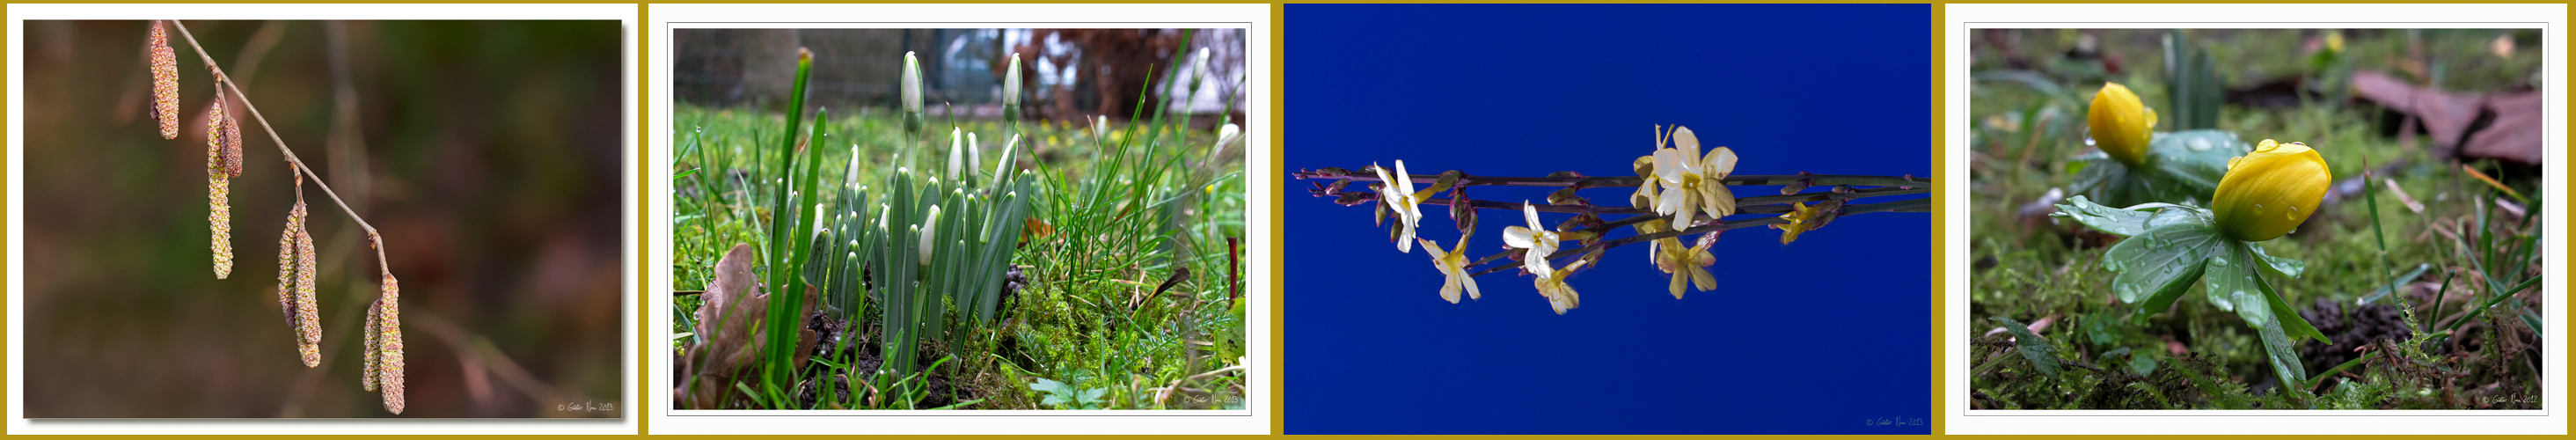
[948,127,964,180]
[968,132,982,179]
[1215,123,1242,150]
[902,51,924,114]
[1003,54,1023,107]
[1190,48,1211,89]
[919,205,943,263]
[1095,115,1109,138]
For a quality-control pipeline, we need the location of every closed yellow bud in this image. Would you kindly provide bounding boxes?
[2088,83,2157,166]
[2211,139,2329,242]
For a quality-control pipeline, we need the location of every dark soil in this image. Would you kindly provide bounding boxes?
[2296,297,2411,373]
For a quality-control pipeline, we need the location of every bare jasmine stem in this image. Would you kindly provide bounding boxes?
[1335,186,1926,216]
[1467,197,1928,276]
[170,20,392,276]
[1293,169,1930,189]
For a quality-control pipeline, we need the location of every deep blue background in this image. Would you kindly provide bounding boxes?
[1285,4,1931,435]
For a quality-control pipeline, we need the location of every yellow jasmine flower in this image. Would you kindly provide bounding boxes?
[1416,236,1480,304]
[1501,202,1562,277]
[1372,160,1423,253]
[1534,260,1587,314]
[2087,83,2157,167]
[1651,233,1717,299]
[1772,201,1819,244]
[2212,139,2329,242]
[1651,126,1738,231]
[1632,154,1661,209]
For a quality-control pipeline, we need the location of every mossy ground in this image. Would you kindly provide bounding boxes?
[1969,29,2543,409]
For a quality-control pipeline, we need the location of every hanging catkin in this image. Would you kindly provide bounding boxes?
[377,273,405,414]
[221,90,244,178]
[362,298,381,392]
[294,212,319,368]
[274,199,304,358]
[207,85,233,280]
[148,20,179,140]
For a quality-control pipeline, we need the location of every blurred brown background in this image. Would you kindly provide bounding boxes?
[21,20,623,418]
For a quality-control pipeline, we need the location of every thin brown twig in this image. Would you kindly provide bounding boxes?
[167,20,391,276]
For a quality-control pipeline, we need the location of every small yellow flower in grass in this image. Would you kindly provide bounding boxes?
[1651,232,1717,299]
[2212,139,2329,242]
[1772,201,1820,244]
[1534,260,1587,314]
[1651,126,1738,230]
[1372,160,1423,253]
[2087,83,2157,167]
[1416,236,1480,304]
[1501,202,1562,276]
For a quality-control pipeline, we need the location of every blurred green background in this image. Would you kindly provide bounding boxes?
[22,20,623,417]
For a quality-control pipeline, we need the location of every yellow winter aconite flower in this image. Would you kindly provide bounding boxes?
[2212,139,2329,242]
[1772,202,1819,244]
[1372,160,1423,253]
[2088,83,2158,166]
[1651,233,1716,299]
[1650,126,1738,231]
[1416,236,1480,304]
[1534,260,1587,314]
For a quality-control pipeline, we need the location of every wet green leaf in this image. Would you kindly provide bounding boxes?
[2141,130,2242,197]
[2255,312,2309,385]
[2103,216,2221,305]
[2070,130,2241,208]
[2201,241,2267,318]
[2053,194,2154,237]
[2250,251,2329,345]
[2247,241,2309,279]
[1994,317,2060,376]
